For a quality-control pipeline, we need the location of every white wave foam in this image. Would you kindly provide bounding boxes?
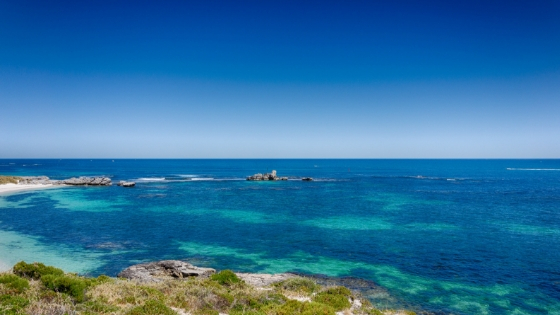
[137,177,166,181]
[177,175,198,177]
[507,168,560,171]
[190,178,214,181]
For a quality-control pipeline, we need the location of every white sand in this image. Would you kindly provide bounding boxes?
[0,183,58,195]
[0,259,11,272]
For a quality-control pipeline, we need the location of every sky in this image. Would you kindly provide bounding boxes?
[1,0,559,158]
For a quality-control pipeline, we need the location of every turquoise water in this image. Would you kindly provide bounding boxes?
[1,159,559,314]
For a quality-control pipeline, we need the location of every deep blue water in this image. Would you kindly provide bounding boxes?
[1,159,559,314]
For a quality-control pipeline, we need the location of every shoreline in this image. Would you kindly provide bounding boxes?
[0,183,61,195]
[0,260,420,315]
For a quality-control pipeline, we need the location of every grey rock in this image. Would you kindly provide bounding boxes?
[118,181,136,187]
[118,260,216,283]
[235,272,296,287]
[16,176,112,186]
[302,177,313,181]
[60,176,112,186]
[17,176,51,185]
[247,170,282,181]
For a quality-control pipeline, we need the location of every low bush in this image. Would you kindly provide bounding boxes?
[193,309,219,315]
[210,270,242,286]
[312,286,352,311]
[0,176,21,185]
[266,300,335,315]
[0,294,29,315]
[41,274,88,302]
[275,277,320,294]
[124,299,177,315]
[229,310,266,315]
[230,291,286,314]
[12,261,64,280]
[85,274,113,287]
[79,300,120,314]
[0,274,29,294]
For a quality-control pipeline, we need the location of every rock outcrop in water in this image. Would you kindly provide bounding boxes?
[118,260,216,282]
[117,181,136,187]
[247,170,288,181]
[59,177,112,186]
[16,176,112,186]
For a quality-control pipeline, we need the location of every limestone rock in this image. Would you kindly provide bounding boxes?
[117,181,136,187]
[235,272,296,287]
[118,260,216,283]
[246,170,285,181]
[59,176,112,186]
[16,176,112,186]
[17,176,51,185]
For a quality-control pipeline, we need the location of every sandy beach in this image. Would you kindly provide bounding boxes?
[0,183,58,195]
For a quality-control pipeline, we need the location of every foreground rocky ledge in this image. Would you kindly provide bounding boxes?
[118,260,297,287]
[0,260,420,315]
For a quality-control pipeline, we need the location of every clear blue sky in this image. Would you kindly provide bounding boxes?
[1,0,559,158]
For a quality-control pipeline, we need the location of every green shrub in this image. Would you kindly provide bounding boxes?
[118,285,165,305]
[210,270,241,286]
[363,309,383,315]
[0,294,29,315]
[300,302,336,315]
[85,274,113,287]
[229,309,266,315]
[41,274,87,302]
[312,286,352,311]
[267,300,335,315]
[230,291,286,315]
[0,176,21,185]
[80,300,120,314]
[0,274,29,293]
[13,261,64,280]
[124,300,177,315]
[275,277,320,294]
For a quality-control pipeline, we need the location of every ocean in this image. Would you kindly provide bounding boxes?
[0,159,559,314]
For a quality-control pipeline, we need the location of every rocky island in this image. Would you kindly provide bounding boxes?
[247,170,288,181]
[246,170,313,181]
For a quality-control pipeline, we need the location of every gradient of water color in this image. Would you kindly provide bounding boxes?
[1,159,559,314]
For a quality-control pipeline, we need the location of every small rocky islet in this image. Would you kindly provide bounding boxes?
[246,170,313,181]
[0,260,418,315]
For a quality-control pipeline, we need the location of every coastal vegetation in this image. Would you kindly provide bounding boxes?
[0,176,21,185]
[0,261,416,315]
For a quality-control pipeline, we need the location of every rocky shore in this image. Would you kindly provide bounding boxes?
[118,260,298,287]
[16,176,112,186]
[114,260,415,315]
[0,259,423,315]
